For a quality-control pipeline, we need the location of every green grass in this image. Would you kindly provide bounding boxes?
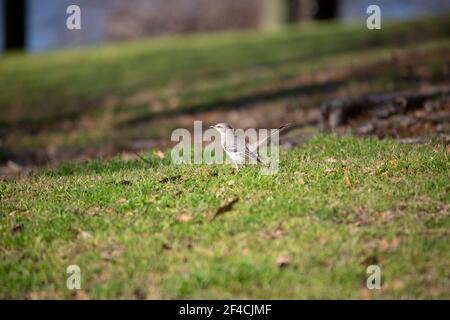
[1,136,449,299]
[1,16,450,155]
[1,15,449,299]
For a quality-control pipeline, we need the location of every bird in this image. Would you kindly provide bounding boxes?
[209,123,290,172]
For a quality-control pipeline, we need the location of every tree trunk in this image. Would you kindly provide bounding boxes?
[4,0,26,51]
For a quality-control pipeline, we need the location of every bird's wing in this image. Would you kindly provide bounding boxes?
[248,124,290,151]
[223,143,262,163]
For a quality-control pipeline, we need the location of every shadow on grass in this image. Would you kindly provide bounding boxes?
[40,156,166,177]
[123,79,345,126]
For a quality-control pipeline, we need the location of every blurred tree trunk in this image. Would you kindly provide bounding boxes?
[4,0,26,50]
[315,0,338,20]
[260,0,286,30]
[261,0,337,29]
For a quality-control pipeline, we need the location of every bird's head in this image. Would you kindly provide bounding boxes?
[209,123,233,134]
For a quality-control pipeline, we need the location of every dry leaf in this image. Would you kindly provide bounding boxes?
[379,238,389,250]
[391,238,400,249]
[276,255,290,268]
[360,289,371,300]
[78,230,93,239]
[160,175,181,183]
[73,290,90,300]
[299,178,305,185]
[390,280,405,290]
[87,207,100,216]
[116,198,127,205]
[98,270,109,282]
[325,158,338,163]
[155,149,165,159]
[11,224,23,234]
[210,198,239,222]
[176,214,192,222]
[345,175,351,188]
[101,248,123,260]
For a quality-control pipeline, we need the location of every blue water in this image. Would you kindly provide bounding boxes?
[1,0,450,53]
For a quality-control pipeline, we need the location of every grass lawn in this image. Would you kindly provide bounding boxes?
[0,14,449,299]
[1,136,448,299]
[1,15,450,157]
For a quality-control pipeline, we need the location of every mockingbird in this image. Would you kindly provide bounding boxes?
[210,123,289,171]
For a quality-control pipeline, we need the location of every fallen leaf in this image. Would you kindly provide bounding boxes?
[72,290,90,300]
[299,178,305,185]
[101,248,123,260]
[391,238,400,249]
[360,289,371,300]
[345,175,351,188]
[325,158,338,163]
[380,238,389,250]
[362,255,378,265]
[276,255,290,268]
[390,280,405,290]
[176,214,192,222]
[160,175,181,183]
[116,198,127,205]
[78,230,93,239]
[98,270,109,282]
[210,198,239,222]
[261,227,284,240]
[154,149,165,159]
[11,224,23,234]
[87,207,100,216]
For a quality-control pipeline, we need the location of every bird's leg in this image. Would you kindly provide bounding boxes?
[233,161,240,172]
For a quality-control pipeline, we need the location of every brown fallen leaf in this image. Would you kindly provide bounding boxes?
[325,158,338,163]
[160,175,181,183]
[87,206,100,216]
[261,227,284,240]
[299,178,305,185]
[391,238,400,250]
[210,198,239,222]
[345,175,351,188]
[276,255,290,268]
[11,224,23,234]
[155,149,165,159]
[101,248,123,260]
[72,290,90,300]
[116,198,127,205]
[176,214,192,222]
[389,159,397,166]
[360,289,371,300]
[78,230,93,239]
